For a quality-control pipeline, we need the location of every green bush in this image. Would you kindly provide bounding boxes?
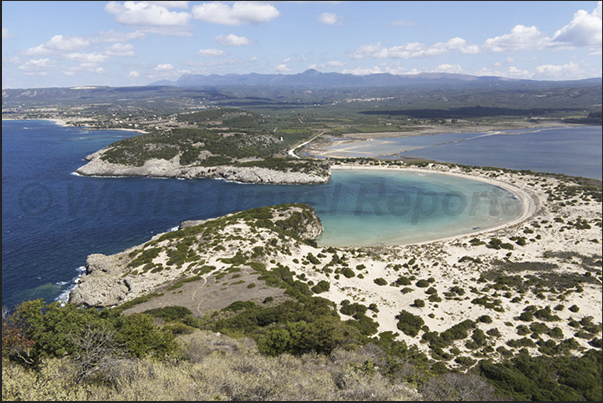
[311,280,331,294]
[413,299,425,308]
[341,267,355,278]
[373,278,388,286]
[395,310,424,337]
[477,315,493,324]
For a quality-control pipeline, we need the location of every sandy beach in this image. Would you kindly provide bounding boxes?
[270,163,600,364]
[2,116,148,134]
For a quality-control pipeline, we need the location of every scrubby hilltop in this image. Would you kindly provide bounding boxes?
[75,108,330,184]
[69,203,324,307]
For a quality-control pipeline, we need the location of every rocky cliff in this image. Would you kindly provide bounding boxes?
[75,150,330,184]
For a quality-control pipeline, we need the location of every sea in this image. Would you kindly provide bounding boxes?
[2,120,601,309]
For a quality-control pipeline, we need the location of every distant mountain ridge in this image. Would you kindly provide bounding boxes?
[150,69,601,88]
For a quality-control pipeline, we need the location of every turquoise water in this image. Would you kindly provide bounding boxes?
[317,169,522,247]
[2,120,521,308]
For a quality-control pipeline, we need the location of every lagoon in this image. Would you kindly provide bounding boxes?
[313,126,602,180]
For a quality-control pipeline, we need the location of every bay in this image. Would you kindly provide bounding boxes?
[5,120,596,309]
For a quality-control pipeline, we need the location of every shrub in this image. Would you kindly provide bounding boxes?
[533,306,561,322]
[311,280,331,294]
[395,276,412,286]
[477,315,493,324]
[395,310,425,337]
[373,278,388,286]
[413,299,425,308]
[416,279,430,288]
[516,325,531,336]
[568,304,580,313]
[341,268,355,278]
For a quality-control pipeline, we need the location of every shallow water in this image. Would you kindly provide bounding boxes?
[316,169,521,247]
[316,126,602,180]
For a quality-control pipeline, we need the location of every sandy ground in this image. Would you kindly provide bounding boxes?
[269,163,602,362]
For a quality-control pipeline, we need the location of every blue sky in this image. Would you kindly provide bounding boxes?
[2,1,602,89]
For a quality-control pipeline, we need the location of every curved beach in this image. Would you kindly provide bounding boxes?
[321,163,536,247]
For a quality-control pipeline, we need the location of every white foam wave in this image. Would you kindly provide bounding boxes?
[54,266,86,305]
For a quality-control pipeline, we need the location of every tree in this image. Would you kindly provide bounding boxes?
[2,305,35,364]
[68,324,130,385]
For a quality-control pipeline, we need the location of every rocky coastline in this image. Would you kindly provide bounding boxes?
[75,150,330,185]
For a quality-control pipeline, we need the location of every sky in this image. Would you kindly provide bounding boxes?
[2,1,602,89]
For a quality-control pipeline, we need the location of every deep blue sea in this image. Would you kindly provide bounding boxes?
[2,120,599,309]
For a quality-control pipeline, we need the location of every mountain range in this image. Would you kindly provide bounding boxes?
[149,69,601,88]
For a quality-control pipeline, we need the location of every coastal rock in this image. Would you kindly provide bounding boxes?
[68,276,130,307]
[76,151,330,184]
[85,253,123,275]
[178,219,209,230]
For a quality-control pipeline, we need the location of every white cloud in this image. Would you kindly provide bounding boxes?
[104,43,136,57]
[148,1,189,8]
[154,63,175,71]
[433,64,464,74]
[536,62,584,79]
[23,45,54,56]
[214,34,251,46]
[192,2,280,25]
[63,63,106,76]
[128,70,140,78]
[342,66,384,75]
[275,64,291,72]
[18,58,57,75]
[317,12,342,25]
[105,1,191,26]
[327,60,344,67]
[24,34,90,56]
[91,30,145,43]
[482,25,550,52]
[3,27,16,39]
[351,37,478,60]
[64,52,109,63]
[46,35,90,51]
[197,48,227,56]
[552,2,602,48]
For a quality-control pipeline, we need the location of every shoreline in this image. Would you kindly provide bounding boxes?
[329,164,537,248]
[2,117,148,134]
[304,122,582,159]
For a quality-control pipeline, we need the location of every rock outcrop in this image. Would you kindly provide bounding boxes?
[75,151,330,184]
